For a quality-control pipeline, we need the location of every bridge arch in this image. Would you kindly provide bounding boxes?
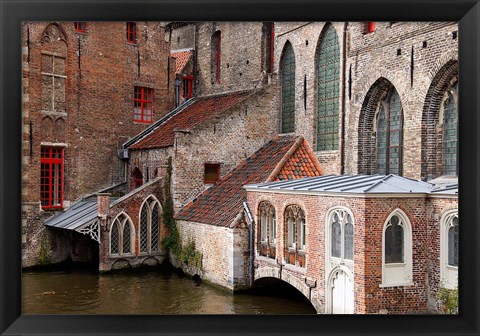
[254,267,320,313]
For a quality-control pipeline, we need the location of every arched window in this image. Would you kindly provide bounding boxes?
[442,86,458,176]
[110,213,134,256]
[284,205,306,267]
[440,210,458,289]
[328,208,354,261]
[131,167,143,189]
[139,196,162,254]
[258,202,276,259]
[316,23,340,151]
[280,42,296,133]
[376,89,403,175]
[382,210,412,287]
[211,31,221,83]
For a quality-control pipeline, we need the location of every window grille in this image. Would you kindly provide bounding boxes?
[140,205,149,253]
[317,24,340,151]
[280,42,296,133]
[110,222,120,255]
[443,91,458,176]
[134,87,154,124]
[151,203,160,252]
[375,89,403,174]
[40,147,64,209]
[123,221,131,254]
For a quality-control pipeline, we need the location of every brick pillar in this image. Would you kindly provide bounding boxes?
[96,193,110,271]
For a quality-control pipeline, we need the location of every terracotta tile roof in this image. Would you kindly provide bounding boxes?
[129,90,254,150]
[171,50,192,74]
[175,135,323,227]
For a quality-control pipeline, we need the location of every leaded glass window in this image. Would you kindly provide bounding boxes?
[317,24,340,151]
[448,216,459,267]
[280,42,296,133]
[110,222,120,255]
[443,90,458,176]
[375,89,403,175]
[123,221,131,254]
[329,209,354,260]
[385,215,404,263]
[139,196,162,254]
[140,206,148,253]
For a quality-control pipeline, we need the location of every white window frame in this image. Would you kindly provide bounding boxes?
[381,209,413,287]
[440,209,458,289]
[325,207,355,262]
[138,195,162,255]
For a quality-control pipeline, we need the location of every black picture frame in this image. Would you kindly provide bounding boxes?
[1,0,479,335]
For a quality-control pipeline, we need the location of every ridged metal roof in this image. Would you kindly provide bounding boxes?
[431,184,458,194]
[244,174,435,194]
[44,198,99,231]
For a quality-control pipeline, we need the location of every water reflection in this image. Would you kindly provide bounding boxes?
[22,267,316,314]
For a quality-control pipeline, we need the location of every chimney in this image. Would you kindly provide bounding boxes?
[96,193,111,219]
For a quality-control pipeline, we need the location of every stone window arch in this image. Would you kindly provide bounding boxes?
[358,79,403,175]
[211,30,221,83]
[421,60,458,180]
[257,201,276,259]
[316,23,340,151]
[284,205,306,267]
[326,207,354,262]
[381,209,413,287]
[440,209,458,289]
[110,213,135,256]
[280,41,296,134]
[139,195,163,254]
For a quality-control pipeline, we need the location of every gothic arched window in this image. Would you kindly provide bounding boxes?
[280,42,296,133]
[139,196,162,254]
[316,24,340,151]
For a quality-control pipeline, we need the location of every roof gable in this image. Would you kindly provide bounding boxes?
[175,135,322,227]
[171,50,192,74]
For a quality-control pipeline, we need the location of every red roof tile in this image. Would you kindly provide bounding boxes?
[171,50,192,74]
[129,90,254,150]
[175,135,323,227]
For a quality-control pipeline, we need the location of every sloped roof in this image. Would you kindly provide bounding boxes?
[171,50,192,74]
[129,90,255,150]
[45,198,99,231]
[245,174,435,194]
[431,184,458,195]
[175,135,322,227]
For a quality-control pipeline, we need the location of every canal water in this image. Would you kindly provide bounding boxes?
[22,265,316,314]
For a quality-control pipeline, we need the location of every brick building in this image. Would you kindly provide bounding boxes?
[21,21,458,314]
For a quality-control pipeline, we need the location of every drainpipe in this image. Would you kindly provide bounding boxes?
[243,202,254,287]
[340,22,348,175]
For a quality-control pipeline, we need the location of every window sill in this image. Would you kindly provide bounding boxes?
[379,282,414,288]
[284,263,306,273]
[109,254,136,259]
[133,121,153,125]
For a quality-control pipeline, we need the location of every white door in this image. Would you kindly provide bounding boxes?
[331,269,354,314]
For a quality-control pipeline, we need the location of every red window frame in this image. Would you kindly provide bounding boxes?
[40,147,64,209]
[182,76,194,98]
[74,22,87,33]
[127,22,137,43]
[204,164,220,183]
[133,86,154,124]
[364,22,376,34]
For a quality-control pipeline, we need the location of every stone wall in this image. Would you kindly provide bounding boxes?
[177,220,249,290]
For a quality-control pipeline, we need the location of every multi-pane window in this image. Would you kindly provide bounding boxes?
[329,209,354,260]
[126,22,137,43]
[139,196,162,254]
[376,89,403,175]
[40,147,64,209]
[258,202,276,243]
[110,214,134,256]
[384,215,404,263]
[447,215,459,267]
[74,22,87,33]
[280,42,296,133]
[317,24,340,151]
[285,205,305,249]
[443,90,458,176]
[134,87,154,123]
[211,31,221,83]
[41,53,66,113]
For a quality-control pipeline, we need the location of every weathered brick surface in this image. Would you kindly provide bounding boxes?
[21,21,175,266]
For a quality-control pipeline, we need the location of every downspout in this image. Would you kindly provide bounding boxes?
[340,22,348,175]
[243,202,254,287]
